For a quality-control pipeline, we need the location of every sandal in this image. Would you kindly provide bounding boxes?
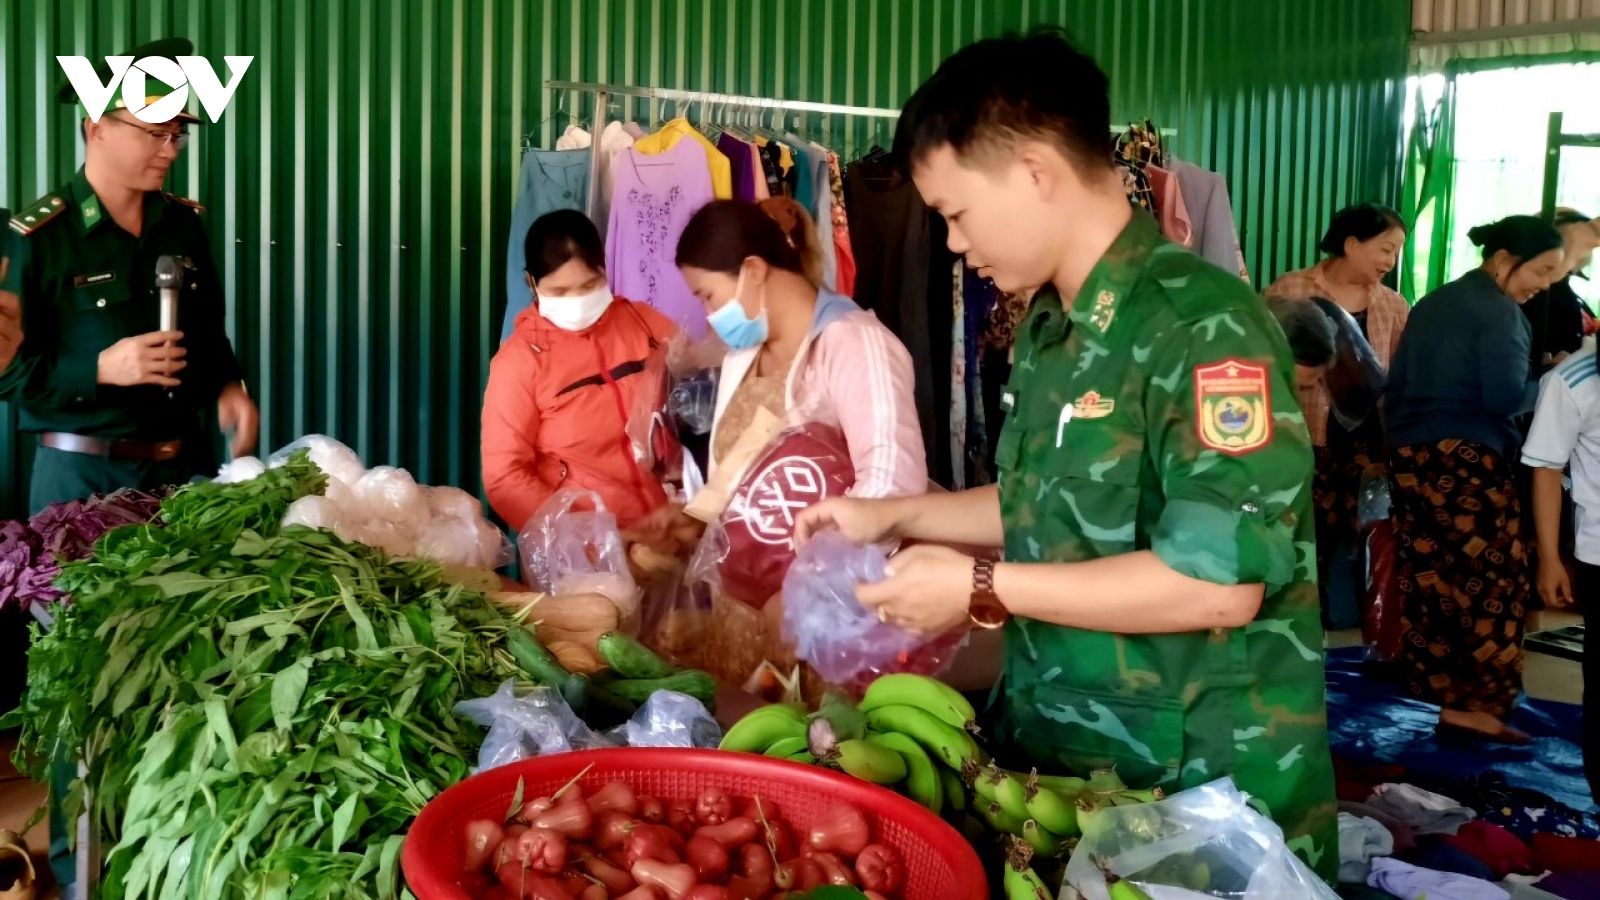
[0,829,35,900]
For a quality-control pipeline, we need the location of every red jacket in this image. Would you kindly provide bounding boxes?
[482,298,673,533]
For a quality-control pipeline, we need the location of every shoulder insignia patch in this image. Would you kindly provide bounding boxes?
[1072,390,1115,420]
[9,194,67,236]
[163,193,206,214]
[1193,358,1273,455]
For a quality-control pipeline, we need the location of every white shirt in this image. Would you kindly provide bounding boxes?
[1522,347,1600,564]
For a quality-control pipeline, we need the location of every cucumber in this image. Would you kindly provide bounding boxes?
[596,631,677,679]
[605,670,718,708]
[505,627,587,709]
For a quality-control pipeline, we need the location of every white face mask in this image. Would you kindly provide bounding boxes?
[537,284,614,332]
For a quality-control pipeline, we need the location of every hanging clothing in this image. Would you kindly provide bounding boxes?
[1168,157,1249,281]
[501,149,592,346]
[845,151,957,487]
[826,152,856,295]
[790,140,837,291]
[632,117,733,200]
[595,121,635,241]
[963,269,1002,486]
[1145,163,1193,248]
[555,124,592,150]
[716,132,758,201]
[1389,439,1529,719]
[607,140,716,338]
[621,122,646,140]
[748,141,770,200]
[757,140,784,197]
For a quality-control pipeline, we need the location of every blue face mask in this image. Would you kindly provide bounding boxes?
[707,271,769,351]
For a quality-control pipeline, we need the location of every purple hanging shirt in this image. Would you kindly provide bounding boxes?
[606,139,715,338]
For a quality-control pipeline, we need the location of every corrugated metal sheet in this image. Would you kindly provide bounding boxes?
[1412,0,1600,67]
[0,0,1409,519]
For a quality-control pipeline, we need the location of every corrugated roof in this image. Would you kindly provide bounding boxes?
[1412,0,1600,68]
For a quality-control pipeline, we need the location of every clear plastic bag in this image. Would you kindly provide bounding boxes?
[415,516,515,569]
[267,434,367,486]
[282,495,344,531]
[669,369,719,436]
[780,532,962,693]
[1356,466,1391,531]
[691,423,856,609]
[1357,467,1401,662]
[608,690,722,749]
[353,466,431,535]
[519,489,641,624]
[453,680,614,771]
[1062,779,1340,900]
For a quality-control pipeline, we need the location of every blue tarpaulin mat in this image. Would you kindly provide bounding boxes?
[1326,647,1593,812]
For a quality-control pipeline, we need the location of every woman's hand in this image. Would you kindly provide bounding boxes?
[856,544,974,635]
[794,497,903,547]
[625,504,704,556]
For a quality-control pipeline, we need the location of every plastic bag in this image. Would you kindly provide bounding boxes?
[1310,298,1387,432]
[453,680,614,770]
[214,456,266,484]
[268,434,367,486]
[609,690,722,749]
[519,489,641,625]
[353,466,431,535]
[625,342,685,485]
[1356,465,1391,531]
[669,369,719,436]
[691,423,856,608]
[415,516,515,569]
[428,485,483,521]
[1062,779,1340,900]
[780,532,963,693]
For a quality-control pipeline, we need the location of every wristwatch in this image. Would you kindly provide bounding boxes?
[969,558,1009,629]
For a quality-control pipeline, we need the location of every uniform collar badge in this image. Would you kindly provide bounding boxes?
[1090,290,1116,331]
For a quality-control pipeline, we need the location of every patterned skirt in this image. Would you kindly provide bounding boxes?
[1389,440,1528,718]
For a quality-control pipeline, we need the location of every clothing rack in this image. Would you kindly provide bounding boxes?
[542,80,902,217]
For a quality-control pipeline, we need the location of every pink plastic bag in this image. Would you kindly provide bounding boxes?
[517,489,640,626]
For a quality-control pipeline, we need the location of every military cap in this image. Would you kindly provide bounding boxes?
[56,37,203,124]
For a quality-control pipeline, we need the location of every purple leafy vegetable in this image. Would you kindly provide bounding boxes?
[0,488,167,611]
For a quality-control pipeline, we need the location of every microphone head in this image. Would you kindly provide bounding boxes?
[155,255,182,288]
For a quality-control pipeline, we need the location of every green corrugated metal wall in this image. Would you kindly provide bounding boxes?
[0,0,1410,519]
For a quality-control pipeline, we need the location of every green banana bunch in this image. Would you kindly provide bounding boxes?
[807,691,867,757]
[861,704,983,775]
[863,730,943,812]
[1074,768,1165,840]
[1002,839,1051,900]
[1098,856,1157,900]
[717,703,807,753]
[829,738,907,785]
[859,672,978,732]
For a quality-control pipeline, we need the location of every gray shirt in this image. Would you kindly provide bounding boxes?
[1385,269,1538,457]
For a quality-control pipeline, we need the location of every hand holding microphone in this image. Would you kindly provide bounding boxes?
[95,255,187,387]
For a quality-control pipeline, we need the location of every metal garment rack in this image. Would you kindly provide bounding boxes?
[1542,111,1600,220]
[541,80,901,218]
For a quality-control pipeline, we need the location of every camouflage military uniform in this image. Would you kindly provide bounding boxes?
[995,212,1338,881]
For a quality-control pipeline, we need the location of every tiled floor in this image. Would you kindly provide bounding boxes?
[0,615,1585,899]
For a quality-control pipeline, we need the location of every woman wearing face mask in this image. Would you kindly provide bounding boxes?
[1384,214,1567,743]
[482,209,675,534]
[1267,204,1410,627]
[676,198,927,500]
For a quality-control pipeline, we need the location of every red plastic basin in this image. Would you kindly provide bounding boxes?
[401,747,986,899]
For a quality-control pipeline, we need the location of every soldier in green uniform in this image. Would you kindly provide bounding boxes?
[1,38,260,891]
[0,38,258,517]
[796,30,1338,880]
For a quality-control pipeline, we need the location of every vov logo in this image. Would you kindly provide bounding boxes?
[57,55,253,124]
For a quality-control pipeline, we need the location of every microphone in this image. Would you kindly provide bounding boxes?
[156,255,181,333]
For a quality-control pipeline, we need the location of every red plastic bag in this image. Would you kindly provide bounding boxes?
[1362,519,1402,662]
[692,423,856,608]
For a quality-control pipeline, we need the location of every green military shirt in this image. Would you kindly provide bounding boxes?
[0,167,243,440]
[995,212,1337,880]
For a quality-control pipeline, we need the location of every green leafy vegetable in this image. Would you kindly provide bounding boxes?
[3,452,525,899]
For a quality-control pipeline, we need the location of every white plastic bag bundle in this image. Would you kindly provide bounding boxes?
[282,495,343,531]
[214,456,267,485]
[270,434,366,486]
[353,467,431,534]
[428,486,482,521]
[1062,779,1339,900]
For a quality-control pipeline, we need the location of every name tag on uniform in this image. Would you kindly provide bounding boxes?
[1001,391,1015,412]
[73,272,116,287]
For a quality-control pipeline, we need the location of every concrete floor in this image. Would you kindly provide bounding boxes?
[0,613,1587,899]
